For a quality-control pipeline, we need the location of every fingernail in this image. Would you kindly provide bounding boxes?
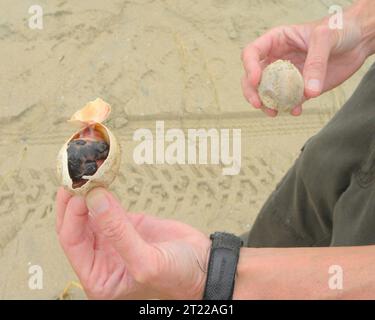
[86,189,109,217]
[307,79,321,93]
[291,105,302,116]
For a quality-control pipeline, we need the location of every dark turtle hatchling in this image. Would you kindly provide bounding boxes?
[67,139,109,187]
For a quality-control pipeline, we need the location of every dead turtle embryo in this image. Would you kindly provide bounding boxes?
[67,139,109,181]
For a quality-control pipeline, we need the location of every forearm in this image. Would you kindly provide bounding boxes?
[233,245,375,299]
[357,0,375,55]
[308,0,375,57]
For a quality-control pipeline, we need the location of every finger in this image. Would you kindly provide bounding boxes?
[60,196,89,246]
[242,32,275,87]
[303,25,336,98]
[242,48,262,87]
[241,75,262,108]
[56,187,73,234]
[86,188,157,282]
[290,104,303,116]
[261,105,278,117]
[242,26,292,87]
[59,196,94,280]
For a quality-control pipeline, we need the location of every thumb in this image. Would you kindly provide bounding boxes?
[86,188,158,283]
[303,26,336,98]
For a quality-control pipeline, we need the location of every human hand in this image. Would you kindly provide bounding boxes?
[241,1,372,117]
[56,187,210,299]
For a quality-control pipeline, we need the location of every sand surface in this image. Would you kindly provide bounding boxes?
[0,0,373,299]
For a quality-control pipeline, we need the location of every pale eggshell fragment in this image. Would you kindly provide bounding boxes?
[258,60,304,112]
[57,98,121,195]
[68,98,111,127]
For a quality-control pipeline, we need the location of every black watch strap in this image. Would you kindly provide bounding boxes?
[203,232,243,300]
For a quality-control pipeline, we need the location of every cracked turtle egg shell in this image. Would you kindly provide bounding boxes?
[57,123,121,195]
[258,60,304,112]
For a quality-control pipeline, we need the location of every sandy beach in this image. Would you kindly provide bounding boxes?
[0,0,373,299]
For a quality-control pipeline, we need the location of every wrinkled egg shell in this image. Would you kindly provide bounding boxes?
[258,60,304,112]
[57,123,121,195]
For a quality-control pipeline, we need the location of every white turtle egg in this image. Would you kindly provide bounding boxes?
[258,60,304,112]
